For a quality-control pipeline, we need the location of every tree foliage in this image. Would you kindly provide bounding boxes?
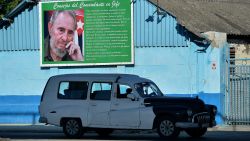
[0,0,21,18]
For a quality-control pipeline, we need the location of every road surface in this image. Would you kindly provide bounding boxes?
[1,125,250,141]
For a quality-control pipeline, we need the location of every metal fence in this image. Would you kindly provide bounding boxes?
[225,55,250,124]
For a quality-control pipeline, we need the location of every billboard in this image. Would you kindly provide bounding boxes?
[39,0,133,67]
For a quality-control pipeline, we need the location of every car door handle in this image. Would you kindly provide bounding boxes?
[91,104,97,106]
[50,111,56,113]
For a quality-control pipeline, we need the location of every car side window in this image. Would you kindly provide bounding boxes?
[90,82,112,100]
[117,84,132,99]
[58,81,88,100]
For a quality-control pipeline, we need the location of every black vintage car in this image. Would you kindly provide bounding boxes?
[144,96,217,138]
[131,81,217,138]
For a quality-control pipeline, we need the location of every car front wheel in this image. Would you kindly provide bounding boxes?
[157,117,180,138]
[63,119,84,138]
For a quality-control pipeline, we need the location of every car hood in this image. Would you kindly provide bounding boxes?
[144,96,205,109]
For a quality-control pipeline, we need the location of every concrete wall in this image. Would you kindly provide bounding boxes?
[0,46,198,96]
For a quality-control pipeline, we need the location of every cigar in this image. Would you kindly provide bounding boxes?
[65,42,71,49]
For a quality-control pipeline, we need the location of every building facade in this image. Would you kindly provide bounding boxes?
[0,0,226,124]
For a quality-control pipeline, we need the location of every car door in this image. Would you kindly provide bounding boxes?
[109,84,140,128]
[44,81,89,126]
[87,82,112,127]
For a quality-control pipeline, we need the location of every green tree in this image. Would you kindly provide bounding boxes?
[0,0,21,18]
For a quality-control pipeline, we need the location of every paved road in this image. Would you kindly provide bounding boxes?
[1,131,250,141]
[1,125,250,141]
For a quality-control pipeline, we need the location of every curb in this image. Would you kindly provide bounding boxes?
[0,138,10,141]
[0,125,62,133]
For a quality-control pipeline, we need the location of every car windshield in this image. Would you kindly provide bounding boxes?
[135,82,164,97]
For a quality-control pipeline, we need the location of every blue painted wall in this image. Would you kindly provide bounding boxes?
[0,0,226,124]
[0,96,40,124]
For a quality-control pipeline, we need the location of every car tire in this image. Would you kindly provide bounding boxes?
[157,117,180,138]
[185,128,207,138]
[95,128,113,137]
[63,119,84,138]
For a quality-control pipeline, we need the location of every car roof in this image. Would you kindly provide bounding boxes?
[49,73,152,84]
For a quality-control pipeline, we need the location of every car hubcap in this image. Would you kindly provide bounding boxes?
[160,120,174,136]
[66,120,79,135]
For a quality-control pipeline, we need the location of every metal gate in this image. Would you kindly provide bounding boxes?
[225,45,250,125]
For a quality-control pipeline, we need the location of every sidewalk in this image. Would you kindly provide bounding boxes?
[208,125,250,132]
[0,124,250,133]
[0,124,62,133]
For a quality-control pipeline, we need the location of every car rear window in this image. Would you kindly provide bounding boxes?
[58,81,88,100]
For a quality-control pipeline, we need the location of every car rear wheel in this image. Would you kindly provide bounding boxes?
[63,119,84,138]
[185,128,207,138]
[157,117,180,138]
